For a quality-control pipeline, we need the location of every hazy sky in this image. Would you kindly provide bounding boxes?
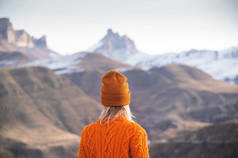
[0,0,238,55]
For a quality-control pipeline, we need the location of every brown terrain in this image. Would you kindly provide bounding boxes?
[123,65,238,139]
[149,120,238,158]
[0,66,102,158]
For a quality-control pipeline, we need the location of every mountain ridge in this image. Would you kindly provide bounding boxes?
[0,17,60,60]
[86,29,238,84]
[87,28,146,63]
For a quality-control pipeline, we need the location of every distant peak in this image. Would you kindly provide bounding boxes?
[106,28,118,35]
[104,28,119,39]
[107,28,113,34]
[87,28,138,57]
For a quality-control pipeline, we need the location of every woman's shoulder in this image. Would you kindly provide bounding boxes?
[81,120,98,135]
[122,119,147,135]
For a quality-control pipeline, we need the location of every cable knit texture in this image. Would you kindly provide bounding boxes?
[78,116,149,158]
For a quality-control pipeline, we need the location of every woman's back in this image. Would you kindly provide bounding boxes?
[78,70,149,158]
[78,116,149,158]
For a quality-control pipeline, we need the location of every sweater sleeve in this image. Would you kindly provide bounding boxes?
[78,127,87,158]
[129,126,150,158]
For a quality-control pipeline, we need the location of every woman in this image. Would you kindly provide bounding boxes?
[78,70,149,158]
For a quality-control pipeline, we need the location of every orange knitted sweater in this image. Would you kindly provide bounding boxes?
[78,116,149,158]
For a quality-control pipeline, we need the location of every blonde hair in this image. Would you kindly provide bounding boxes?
[99,105,135,125]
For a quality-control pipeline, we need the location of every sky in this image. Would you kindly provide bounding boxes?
[0,0,238,55]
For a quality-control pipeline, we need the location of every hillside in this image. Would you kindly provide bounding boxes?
[173,120,238,143]
[0,51,32,67]
[149,120,238,158]
[0,66,102,158]
[124,65,238,139]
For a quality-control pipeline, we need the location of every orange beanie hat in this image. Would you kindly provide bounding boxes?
[101,70,130,106]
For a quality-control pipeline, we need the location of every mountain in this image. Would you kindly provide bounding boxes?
[149,120,238,158]
[0,18,60,61]
[0,66,102,158]
[64,64,238,140]
[137,47,238,84]
[2,25,237,84]
[87,28,147,63]
[87,29,238,84]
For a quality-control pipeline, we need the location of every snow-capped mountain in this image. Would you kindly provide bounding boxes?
[87,29,238,84]
[87,29,147,63]
[136,47,238,83]
[1,23,237,84]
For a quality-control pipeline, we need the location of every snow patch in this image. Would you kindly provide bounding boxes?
[18,52,88,74]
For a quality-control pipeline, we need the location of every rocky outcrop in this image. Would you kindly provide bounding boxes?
[99,28,137,52]
[0,18,59,60]
[87,29,144,62]
[0,18,16,43]
[0,18,47,48]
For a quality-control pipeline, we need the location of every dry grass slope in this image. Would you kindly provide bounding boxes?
[149,120,238,158]
[0,66,102,158]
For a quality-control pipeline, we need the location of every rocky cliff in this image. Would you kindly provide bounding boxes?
[0,18,59,59]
